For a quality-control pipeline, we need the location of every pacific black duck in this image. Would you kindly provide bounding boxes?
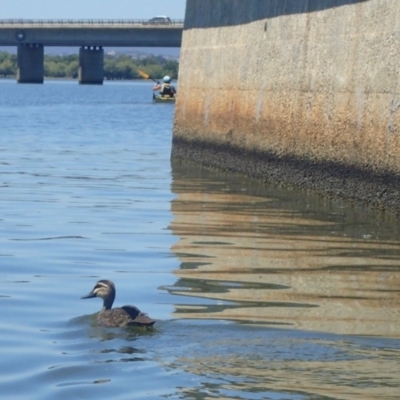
[81,279,156,328]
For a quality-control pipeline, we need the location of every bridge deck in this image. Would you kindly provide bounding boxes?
[0,19,184,27]
[0,20,183,47]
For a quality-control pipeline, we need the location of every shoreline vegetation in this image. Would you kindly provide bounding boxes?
[0,52,178,80]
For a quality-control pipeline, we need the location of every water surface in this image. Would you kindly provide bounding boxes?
[0,79,400,399]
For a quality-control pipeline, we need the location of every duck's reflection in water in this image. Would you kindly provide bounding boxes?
[94,346,146,364]
[72,314,158,364]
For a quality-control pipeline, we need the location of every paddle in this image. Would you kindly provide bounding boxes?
[137,69,160,84]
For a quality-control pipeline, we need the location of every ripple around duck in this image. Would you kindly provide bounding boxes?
[2,315,399,399]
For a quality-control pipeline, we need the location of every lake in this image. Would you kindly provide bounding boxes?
[0,79,399,399]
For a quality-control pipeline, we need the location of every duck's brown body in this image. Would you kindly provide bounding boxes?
[98,305,155,328]
[81,280,156,328]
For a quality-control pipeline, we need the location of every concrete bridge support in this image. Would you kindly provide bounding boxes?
[79,46,104,85]
[17,44,44,84]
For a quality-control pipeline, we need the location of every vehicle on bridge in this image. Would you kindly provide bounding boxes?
[146,16,172,25]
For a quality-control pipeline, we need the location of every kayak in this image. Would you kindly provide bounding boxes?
[153,94,176,103]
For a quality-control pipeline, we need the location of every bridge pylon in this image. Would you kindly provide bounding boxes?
[79,46,104,85]
[17,43,44,84]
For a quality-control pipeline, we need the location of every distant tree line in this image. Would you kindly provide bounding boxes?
[0,52,178,80]
[0,52,16,77]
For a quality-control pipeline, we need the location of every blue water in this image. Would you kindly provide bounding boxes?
[1,79,400,399]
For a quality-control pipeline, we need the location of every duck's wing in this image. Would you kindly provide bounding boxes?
[121,305,156,327]
[98,307,136,327]
[120,305,141,319]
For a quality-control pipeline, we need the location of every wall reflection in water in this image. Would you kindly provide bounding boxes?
[168,160,400,337]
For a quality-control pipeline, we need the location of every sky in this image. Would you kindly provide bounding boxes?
[1,0,187,20]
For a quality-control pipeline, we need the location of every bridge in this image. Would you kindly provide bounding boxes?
[0,19,184,84]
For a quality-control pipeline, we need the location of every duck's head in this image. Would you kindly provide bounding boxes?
[81,279,116,309]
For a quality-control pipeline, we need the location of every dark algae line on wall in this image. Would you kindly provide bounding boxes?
[172,137,400,212]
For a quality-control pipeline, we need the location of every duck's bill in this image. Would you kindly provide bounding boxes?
[81,292,96,299]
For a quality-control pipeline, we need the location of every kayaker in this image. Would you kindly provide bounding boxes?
[153,76,176,98]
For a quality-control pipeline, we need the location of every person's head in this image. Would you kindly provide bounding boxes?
[163,76,171,83]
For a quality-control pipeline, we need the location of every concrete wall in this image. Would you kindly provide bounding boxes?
[173,0,400,210]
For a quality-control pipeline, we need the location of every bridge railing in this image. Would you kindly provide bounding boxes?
[0,19,184,26]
